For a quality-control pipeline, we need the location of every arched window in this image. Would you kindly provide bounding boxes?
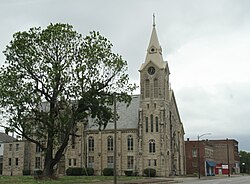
[107,136,113,151]
[145,117,148,132]
[154,78,158,98]
[127,135,133,151]
[145,79,150,98]
[155,116,159,132]
[88,136,94,152]
[150,114,154,132]
[149,139,156,153]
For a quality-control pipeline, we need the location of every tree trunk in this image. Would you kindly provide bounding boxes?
[43,159,55,177]
[42,99,57,178]
[43,140,56,177]
[41,100,75,178]
[42,125,71,178]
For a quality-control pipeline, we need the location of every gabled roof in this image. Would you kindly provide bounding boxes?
[169,89,183,128]
[38,95,140,131]
[0,132,16,143]
[88,95,140,131]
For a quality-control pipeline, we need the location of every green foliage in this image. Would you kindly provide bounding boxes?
[143,168,156,177]
[0,175,143,184]
[124,170,133,176]
[22,170,31,175]
[85,167,94,176]
[66,167,94,176]
[240,150,250,173]
[0,23,136,177]
[66,167,84,176]
[34,170,43,176]
[103,168,114,176]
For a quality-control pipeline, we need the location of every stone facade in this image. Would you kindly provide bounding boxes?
[2,24,185,176]
[3,141,25,175]
[83,129,139,175]
[81,24,185,176]
[0,132,16,175]
[2,141,43,175]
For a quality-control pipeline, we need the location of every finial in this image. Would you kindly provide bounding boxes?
[153,13,156,27]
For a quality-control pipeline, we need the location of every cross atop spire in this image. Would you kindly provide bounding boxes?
[153,13,156,27]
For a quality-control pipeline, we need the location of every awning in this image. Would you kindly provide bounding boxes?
[206,160,216,167]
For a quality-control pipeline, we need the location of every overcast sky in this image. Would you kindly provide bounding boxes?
[0,0,250,151]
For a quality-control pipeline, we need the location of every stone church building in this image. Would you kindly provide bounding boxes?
[2,23,185,176]
[80,23,186,176]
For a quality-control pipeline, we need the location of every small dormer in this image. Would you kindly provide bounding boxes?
[149,46,157,54]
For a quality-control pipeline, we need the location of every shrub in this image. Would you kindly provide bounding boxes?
[66,167,84,176]
[133,171,139,176]
[143,168,156,177]
[23,169,31,175]
[124,170,133,176]
[34,170,43,176]
[103,168,114,176]
[193,172,198,177]
[66,168,72,176]
[85,167,94,176]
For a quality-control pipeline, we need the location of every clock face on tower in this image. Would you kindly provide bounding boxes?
[147,66,155,75]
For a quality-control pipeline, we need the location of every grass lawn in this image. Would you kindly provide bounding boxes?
[0,175,143,184]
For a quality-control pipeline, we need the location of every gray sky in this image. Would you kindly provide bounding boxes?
[0,0,250,151]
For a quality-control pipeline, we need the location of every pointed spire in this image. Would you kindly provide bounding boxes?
[139,15,166,71]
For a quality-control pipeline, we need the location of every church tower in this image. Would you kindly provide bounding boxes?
[137,18,185,176]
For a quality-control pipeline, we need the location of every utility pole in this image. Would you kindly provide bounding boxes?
[80,123,83,168]
[227,138,230,177]
[198,133,211,179]
[198,135,200,179]
[113,94,117,184]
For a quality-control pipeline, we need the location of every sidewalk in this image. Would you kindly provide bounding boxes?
[171,174,242,183]
[90,177,174,184]
[118,178,174,184]
[90,175,243,184]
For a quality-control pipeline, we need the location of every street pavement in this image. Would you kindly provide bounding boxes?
[173,175,250,184]
[90,175,250,184]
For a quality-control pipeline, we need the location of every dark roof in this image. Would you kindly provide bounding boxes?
[0,132,16,143]
[88,95,140,130]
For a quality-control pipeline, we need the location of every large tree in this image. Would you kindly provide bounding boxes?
[240,150,250,173]
[0,23,136,177]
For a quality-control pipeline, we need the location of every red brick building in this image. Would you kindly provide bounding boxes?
[210,139,240,175]
[185,139,240,176]
[185,139,215,176]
